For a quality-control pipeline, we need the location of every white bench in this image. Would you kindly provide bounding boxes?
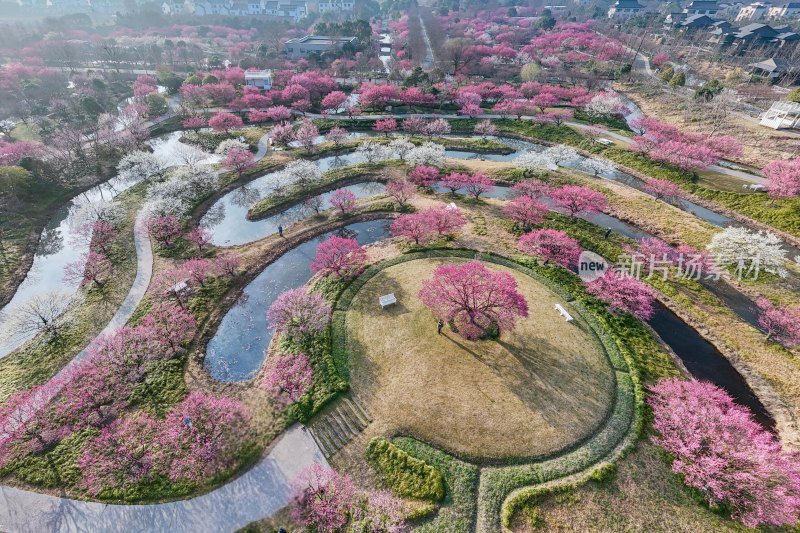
[379,293,397,309]
[554,303,574,322]
[447,202,458,210]
[742,183,766,191]
[597,138,614,146]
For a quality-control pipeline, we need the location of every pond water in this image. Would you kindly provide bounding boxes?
[203,181,386,246]
[204,219,392,381]
[146,131,221,167]
[203,213,775,428]
[648,302,774,429]
[0,175,144,357]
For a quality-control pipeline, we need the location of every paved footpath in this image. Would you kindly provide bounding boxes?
[0,424,326,533]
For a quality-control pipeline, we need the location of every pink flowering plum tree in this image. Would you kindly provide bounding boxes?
[270,122,295,147]
[147,215,182,247]
[138,301,197,354]
[321,91,347,113]
[474,119,497,139]
[295,119,320,152]
[441,172,470,194]
[503,196,548,231]
[462,172,494,200]
[550,185,607,219]
[208,111,244,133]
[267,287,332,342]
[649,378,800,528]
[517,229,581,268]
[329,188,357,215]
[0,379,66,468]
[386,179,416,207]
[422,205,467,236]
[292,464,356,533]
[390,213,436,245]
[763,158,800,200]
[310,236,368,280]
[643,178,683,203]
[419,261,529,339]
[64,251,112,288]
[182,116,207,132]
[325,127,348,150]
[511,179,553,200]
[185,227,213,253]
[161,391,251,482]
[584,271,656,320]
[222,148,255,178]
[374,118,398,137]
[262,351,314,409]
[408,165,440,187]
[78,413,160,496]
[756,297,800,347]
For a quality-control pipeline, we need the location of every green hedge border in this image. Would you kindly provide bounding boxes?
[329,248,648,531]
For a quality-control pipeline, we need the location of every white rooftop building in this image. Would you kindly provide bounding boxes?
[244,69,273,89]
[760,101,800,129]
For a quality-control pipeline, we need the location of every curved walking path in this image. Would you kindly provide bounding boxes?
[0,424,326,533]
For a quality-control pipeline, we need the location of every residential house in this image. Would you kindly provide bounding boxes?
[264,0,308,19]
[735,1,772,20]
[766,2,800,18]
[317,0,354,13]
[284,35,358,58]
[244,69,273,89]
[607,0,644,18]
[684,0,720,15]
[678,13,718,30]
[748,57,798,78]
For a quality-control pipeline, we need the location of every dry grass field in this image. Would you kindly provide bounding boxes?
[344,257,616,462]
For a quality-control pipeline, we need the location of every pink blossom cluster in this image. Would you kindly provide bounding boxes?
[390,204,468,245]
[419,260,529,339]
[649,378,800,527]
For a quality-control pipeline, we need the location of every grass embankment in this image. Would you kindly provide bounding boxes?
[247,162,402,220]
[345,257,615,461]
[0,183,147,402]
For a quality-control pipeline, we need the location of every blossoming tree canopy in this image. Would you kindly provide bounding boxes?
[649,378,800,528]
[418,261,528,340]
[310,235,368,280]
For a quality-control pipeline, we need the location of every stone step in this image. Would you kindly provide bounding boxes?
[335,406,360,434]
[349,397,373,423]
[332,409,358,439]
[314,422,340,452]
[344,398,370,427]
[308,427,332,459]
[322,419,347,449]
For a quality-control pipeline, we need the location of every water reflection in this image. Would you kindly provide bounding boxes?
[204,219,391,381]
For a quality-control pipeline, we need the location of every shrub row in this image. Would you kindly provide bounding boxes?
[366,437,445,501]
[392,436,480,532]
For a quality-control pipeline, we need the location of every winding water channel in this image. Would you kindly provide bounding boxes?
[0,128,782,427]
[0,132,218,358]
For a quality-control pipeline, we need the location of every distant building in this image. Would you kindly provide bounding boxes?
[317,0,354,13]
[244,69,273,89]
[607,0,644,18]
[748,57,797,78]
[760,101,800,129]
[766,2,800,18]
[684,0,720,15]
[677,13,718,30]
[735,2,771,20]
[284,35,358,58]
[162,0,308,18]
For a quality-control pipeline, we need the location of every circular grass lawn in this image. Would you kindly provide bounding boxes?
[345,257,616,461]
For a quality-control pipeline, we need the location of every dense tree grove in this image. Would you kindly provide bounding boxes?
[650,379,800,528]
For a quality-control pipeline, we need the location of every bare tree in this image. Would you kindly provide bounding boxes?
[2,292,82,343]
